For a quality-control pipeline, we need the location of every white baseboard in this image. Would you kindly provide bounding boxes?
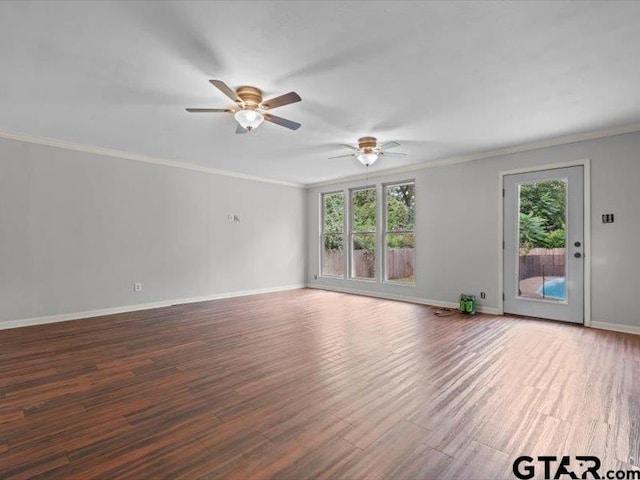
[307,283,500,315]
[309,286,640,334]
[590,321,640,336]
[0,284,306,331]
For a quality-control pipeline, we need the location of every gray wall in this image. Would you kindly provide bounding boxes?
[0,138,306,324]
[3,131,639,330]
[307,131,640,328]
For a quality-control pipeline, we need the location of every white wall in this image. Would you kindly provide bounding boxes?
[307,131,640,330]
[0,137,306,325]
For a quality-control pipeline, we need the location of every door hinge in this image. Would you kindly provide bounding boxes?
[502,240,505,249]
[502,188,505,197]
[502,292,505,301]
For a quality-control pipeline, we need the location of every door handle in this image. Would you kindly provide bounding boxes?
[574,252,582,258]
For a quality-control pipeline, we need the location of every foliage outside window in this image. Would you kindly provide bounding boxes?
[518,180,566,252]
[350,187,377,280]
[385,182,415,284]
[321,191,345,277]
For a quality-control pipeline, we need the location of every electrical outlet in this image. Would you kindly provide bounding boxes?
[134,282,142,292]
[227,214,234,222]
[480,292,486,299]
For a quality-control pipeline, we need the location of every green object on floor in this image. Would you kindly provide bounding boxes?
[459,294,477,314]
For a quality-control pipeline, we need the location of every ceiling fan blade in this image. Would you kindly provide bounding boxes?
[328,154,356,160]
[381,151,407,157]
[263,113,301,130]
[261,92,301,110]
[379,141,401,150]
[339,144,359,151]
[209,79,242,104]
[185,108,230,113]
[235,124,248,134]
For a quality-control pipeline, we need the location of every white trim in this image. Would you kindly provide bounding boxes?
[497,159,591,327]
[308,284,500,315]
[0,130,305,189]
[590,321,640,336]
[583,160,592,327]
[0,284,306,331]
[308,123,640,188]
[3,124,640,190]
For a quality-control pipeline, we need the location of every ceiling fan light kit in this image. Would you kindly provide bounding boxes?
[356,152,379,166]
[234,109,263,131]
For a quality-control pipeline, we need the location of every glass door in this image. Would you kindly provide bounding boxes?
[503,166,584,323]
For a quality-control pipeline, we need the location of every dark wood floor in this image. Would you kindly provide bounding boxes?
[1,289,639,479]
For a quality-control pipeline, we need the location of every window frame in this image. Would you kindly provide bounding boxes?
[349,185,378,282]
[320,190,346,279]
[383,180,416,286]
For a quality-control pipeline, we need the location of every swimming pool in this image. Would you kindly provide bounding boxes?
[537,277,566,300]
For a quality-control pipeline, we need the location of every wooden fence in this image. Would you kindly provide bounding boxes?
[322,248,415,279]
[384,248,414,280]
[519,248,566,279]
[323,247,560,281]
[322,249,346,276]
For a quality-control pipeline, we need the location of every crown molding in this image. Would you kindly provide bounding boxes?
[306,122,640,188]
[0,129,305,189]
[3,122,640,190]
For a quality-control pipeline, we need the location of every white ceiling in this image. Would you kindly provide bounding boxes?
[2,1,640,185]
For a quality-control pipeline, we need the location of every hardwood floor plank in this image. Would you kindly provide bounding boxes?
[338,420,435,480]
[439,441,512,480]
[0,453,69,480]
[0,288,639,478]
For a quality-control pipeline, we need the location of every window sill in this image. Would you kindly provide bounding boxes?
[318,274,345,280]
[348,277,377,283]
[383,281,416,287]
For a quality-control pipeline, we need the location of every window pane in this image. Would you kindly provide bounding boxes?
[352,233,376,279]
[517,179,567,301]
[352,188,376,233]
[322,192,344,233]
[322,234,344,277]
[386,233,415,283]
[386,183,415,231]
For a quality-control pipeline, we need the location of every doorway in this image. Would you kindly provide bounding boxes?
[502,165,584,323]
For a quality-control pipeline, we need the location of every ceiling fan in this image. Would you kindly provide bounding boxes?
[186,79,302,133]
[329,137,407,166]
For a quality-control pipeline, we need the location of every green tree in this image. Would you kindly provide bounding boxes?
[352,188,376,252]
[323,193,344,250]
[387,184,415,230]
[543,226,566,248]
[519,212,547,251]
[352,188,376,232]
[519,181,565,226]
[519,181,566,249]
[386,184,415,248]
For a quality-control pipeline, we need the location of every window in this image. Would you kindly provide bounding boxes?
[350,187,377,280]
[321,191,345,277]
[384,182,415,284]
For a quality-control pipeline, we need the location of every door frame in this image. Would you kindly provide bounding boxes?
[497,159,591,326]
